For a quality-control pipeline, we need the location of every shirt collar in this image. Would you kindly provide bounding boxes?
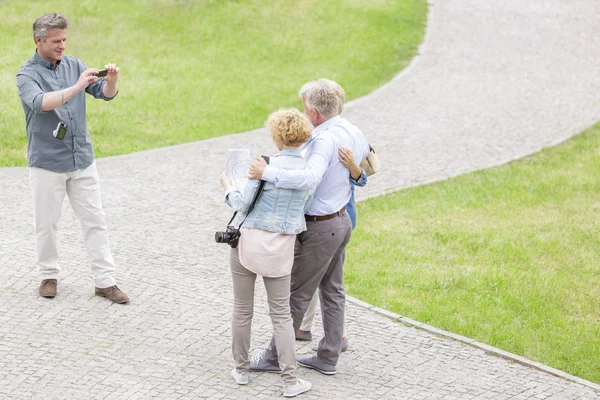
[311,115,342,139]
[34,50,60,70]
[278,149,302,157]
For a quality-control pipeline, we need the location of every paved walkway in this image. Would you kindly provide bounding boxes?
[2,1,600,399]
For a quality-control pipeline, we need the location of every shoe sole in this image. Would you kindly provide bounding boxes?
[40,294,56,298]
[311,347,349,352]
[297,360,337,375]
[249,367,282,374]
[95,293,129,304]
[283,385,312,397]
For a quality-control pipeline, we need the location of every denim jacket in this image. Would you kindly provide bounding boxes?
[224,150,314,234]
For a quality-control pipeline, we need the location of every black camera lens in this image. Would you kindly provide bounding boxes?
[215,226,240,248]
[215,231,228,243]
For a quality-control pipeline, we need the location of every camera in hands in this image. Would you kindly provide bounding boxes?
[215,225,241,248]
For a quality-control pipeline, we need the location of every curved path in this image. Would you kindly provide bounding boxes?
[2,1,600,399]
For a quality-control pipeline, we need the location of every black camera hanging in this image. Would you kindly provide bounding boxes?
[215,156,270,248]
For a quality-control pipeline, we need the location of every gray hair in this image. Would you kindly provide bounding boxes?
[33,13,69,43]
[299,78,345,118]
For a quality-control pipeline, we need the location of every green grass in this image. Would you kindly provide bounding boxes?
[346,124,600,383]
[0,0,427,167]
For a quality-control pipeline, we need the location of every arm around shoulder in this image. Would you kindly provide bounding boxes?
[263,140,330,191]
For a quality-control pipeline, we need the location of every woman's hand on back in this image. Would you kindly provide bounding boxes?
[338,148,362,180]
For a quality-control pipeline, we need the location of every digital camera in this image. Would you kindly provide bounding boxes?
[53,121,67,140]
[215,225,241,248]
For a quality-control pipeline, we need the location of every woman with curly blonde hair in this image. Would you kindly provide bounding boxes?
[220,108,314,397]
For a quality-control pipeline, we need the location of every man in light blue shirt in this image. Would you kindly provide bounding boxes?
[249,79,370,375]
[296,145,366,346]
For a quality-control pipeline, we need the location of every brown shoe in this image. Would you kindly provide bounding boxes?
[39,279,57,298]
[95,285,129,304]
[296,330,313,341]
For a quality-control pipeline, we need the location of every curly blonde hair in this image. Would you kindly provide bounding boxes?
[267,108,313,147]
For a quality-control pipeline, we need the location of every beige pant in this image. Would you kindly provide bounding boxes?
[29,162,116,288]
[300,290,319,331]
[230,247,297,386]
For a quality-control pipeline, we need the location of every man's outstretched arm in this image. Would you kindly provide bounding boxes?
[17,68,100,113]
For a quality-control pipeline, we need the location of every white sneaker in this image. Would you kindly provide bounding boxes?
[231,368,249,385]
[283,378,312,397]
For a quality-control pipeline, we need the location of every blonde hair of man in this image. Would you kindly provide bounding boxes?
[267,108,313,148]
[298,79,345,118]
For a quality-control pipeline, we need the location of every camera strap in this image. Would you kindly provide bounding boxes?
[226,155,270,228]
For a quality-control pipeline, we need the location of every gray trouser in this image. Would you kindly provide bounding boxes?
[300,289,347,337]
[266,211,352,366]
[230,248,297,386]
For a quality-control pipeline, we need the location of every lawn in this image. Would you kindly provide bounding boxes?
[0,0,427,167]
[346,123,600,383]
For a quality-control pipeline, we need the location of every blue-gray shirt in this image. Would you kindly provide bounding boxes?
[16,52,116,173]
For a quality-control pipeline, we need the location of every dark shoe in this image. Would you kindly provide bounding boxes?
[297,354,337,375]
[249,349,282,373]
[296,330,313,341]
[95,285,129,304]
[39,279,57,298]
[312,336,349,352]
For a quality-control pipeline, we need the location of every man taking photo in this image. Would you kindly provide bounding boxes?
[16,13,129,304]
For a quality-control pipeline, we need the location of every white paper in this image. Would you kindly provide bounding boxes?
[226,148,251,192]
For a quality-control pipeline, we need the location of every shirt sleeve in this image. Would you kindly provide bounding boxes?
[16,72,46,114]
[224,179,261,212]
[88,79,118,100]
[261,138,331,191]
[79,59,117,100]
[351,169,368,187]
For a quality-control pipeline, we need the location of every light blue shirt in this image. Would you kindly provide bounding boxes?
[224,150,314,234]
[261,116,370,216]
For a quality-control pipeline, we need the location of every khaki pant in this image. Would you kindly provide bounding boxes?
[230,248,297,386]
[29,161,116,288]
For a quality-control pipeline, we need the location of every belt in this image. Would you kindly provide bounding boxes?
[305,206,346,222]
